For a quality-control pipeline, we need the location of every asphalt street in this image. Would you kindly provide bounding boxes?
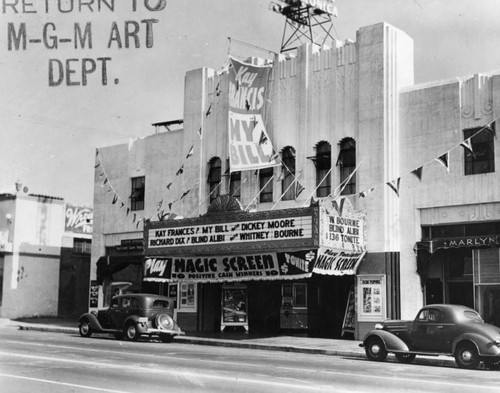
[0,327,499,393]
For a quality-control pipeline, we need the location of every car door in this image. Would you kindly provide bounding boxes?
[410,308,450,352]
[108,297,131,329]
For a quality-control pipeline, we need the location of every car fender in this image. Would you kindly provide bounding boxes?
[124,315,149,333]
[79,313,105,332]
[363,330,410,352]
[452,333,500,357]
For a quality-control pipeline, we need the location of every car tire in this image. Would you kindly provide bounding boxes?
[79,319,92,338]
[455,342,480,369]
[395,353,416,363]
[484,359,500,370]
[124,322,140,341]
[155,313,174,330]
[159,333,173,343]
[365,337,388,361]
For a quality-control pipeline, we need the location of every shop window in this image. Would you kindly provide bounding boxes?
[337,138,356,195]
[208,157,221,204]
[294,284,307,308]
[130,176,145,211]
[315,141,331,197]
[281,146,296,201]
[259,167,274,203]
[73,238,91,254]
[464,125,495,175]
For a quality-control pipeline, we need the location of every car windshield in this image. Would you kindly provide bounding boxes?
[463,310,483,323]
[152,299,170,309]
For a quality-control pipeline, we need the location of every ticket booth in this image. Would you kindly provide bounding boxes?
[280,282,308,329]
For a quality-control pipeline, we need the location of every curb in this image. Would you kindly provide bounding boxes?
[13,323,457,368]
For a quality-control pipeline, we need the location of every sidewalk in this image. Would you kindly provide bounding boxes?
[0,317,457,368]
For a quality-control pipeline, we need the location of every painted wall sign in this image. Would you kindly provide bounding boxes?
[65,204,93,234]
[143,249,316,283]
[145,211,315,255]
[318,197,366,252]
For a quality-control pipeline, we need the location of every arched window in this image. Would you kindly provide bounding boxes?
[208,157,221,204]
[337,138,356,195]
[282,146,296,201]
[315,141,331,197]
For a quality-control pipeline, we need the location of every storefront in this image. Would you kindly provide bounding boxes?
[416,222,500,326]
[143,196,366,337]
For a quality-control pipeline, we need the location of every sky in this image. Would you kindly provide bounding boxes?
[1,0,500,207]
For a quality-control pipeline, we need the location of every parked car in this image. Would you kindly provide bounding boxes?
[78,293,184,342]
[360,304,500,369]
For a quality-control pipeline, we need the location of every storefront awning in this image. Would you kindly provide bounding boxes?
[313,248,366,276]
[415,235,500,254]
[143,250,316,283]
[96,255,142,284]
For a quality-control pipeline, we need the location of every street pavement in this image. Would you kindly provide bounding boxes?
[0,317,457,368]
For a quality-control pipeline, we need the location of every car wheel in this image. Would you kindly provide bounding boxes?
[155,313,174,330]
[124,322,140,341]
[365,337,388,361]
[455,342,480,369]
[159,333,173,343]
[79,319,92,338]
[395,353,416,363]
[484,359,500,370]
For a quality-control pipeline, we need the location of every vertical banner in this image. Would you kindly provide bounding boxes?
[228,56,279,172]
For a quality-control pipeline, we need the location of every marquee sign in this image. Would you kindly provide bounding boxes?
[318,197,366,253]
[313,248,366,276]
[144,249,317,283]
[145,207,318,256]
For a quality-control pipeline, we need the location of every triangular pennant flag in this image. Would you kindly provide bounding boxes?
[411,167,423,181]
[359,187,375,198]
[126,207,130,216]
[332,198,345,216]
[387,178,401,197]
[205,103,212,117]
[166,182,172,190]
[245,99,250,111]
[185,145,194,159]
[103,177,108,186]
[215,82,220,96]
[176,165,184,176]
[132,213,136,223]
[435,152,449,172]
[295,181,305,198]
[99,171,105,178]
[275,169,286,182]
[94,162,100,168]
[120,201,125,208]
[112,194,118,204]
[258,131,268,145]
[197,126,203,138]
[460,138,475,158]
[180,189,190,200]
[156,199,163,211]
[485,123,496,138]
[168,202,173,210]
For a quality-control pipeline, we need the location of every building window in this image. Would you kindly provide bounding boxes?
[73,238,91,254]
[337,138,356,195]
[464,125,495,175]
[315,141,331,197]
[208,157,221,204]
[130,176,145,211]
[229,171,241,200]
[259,167,274,203]
[282,146,296,201]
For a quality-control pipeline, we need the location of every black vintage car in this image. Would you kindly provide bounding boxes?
[78,294,184,342]
[361,304,500,369]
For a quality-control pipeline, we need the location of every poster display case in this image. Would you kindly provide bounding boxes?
[221,284,248,332]
[357,275,386,322]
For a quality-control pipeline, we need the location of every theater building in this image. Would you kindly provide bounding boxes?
[90,20,500,339]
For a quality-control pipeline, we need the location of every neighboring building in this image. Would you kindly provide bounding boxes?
[90,21,500,339]
[0,190,92,319]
